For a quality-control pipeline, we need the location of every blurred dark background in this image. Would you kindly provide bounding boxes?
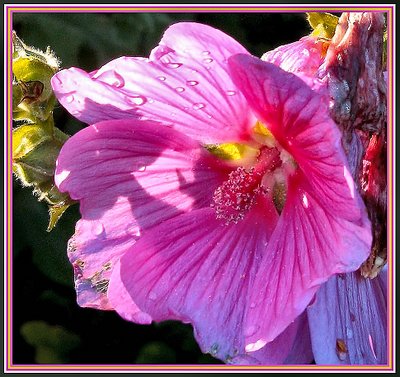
[12,12,310,365]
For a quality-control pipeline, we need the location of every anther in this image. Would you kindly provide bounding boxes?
[211,147,282,224]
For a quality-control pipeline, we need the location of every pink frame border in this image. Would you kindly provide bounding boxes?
[4,3,396,373]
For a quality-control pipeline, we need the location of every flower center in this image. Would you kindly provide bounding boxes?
[211,147,282,224]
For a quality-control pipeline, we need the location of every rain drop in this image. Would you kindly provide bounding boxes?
[166,62,182,69]
[175,87,185,93]
[65,94,74,103]
[93,222,105,236]
[193,103,205,110]
[203,58,213,64]
[96,70,125,88]
[346,327,353,339]
[244,325,259,337]
[127,95,147,106]
[302,193,309,208]
[138,166,146,172]
[129,228,141,239]
[186,80,199,86]
[157,76,166,81]
[202,51,211,56]
[226,90,236,96]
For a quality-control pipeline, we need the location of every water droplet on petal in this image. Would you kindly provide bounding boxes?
[226,90,236,96]
[138,166,146,172]
[186,80,199,86]
[203,58,213,64]
[127,227,141,239]
[346,327,353,339]
[127,95,147,106]
[202,51,210,56]
[112,75,125,88]
[65,94,74,103]
[93,222,105,236]
[244,325,259,337]
[157,76,166,81]
[301,49,310,58]
[96,70,125,88]
[175,87,185,93]
[302,193,309,208]
[166,62,182,69]
[193,103,205,110]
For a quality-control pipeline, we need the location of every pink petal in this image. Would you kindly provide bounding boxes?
[231,311,313,365]
[243,168,371,353]
[229,55,372,350]
[229,54,370,223]
[50,68,139,124]
[283,311,314,364]
[108,204,281,363]
[307,271,387,364]
[52,22,254,144]
[261,36,326,89]
[55,119,226,309]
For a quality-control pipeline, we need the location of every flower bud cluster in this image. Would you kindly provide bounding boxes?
[12,32,74,230]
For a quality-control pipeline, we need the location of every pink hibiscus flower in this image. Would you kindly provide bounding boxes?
[52,22,372,364]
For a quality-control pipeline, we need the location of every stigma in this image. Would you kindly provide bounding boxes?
[211,147,282,224]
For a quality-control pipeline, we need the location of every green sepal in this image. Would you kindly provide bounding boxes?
[306,12,339,39]
[47,200,75,232]
[12,120,53,159]
[12,119,74,229]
